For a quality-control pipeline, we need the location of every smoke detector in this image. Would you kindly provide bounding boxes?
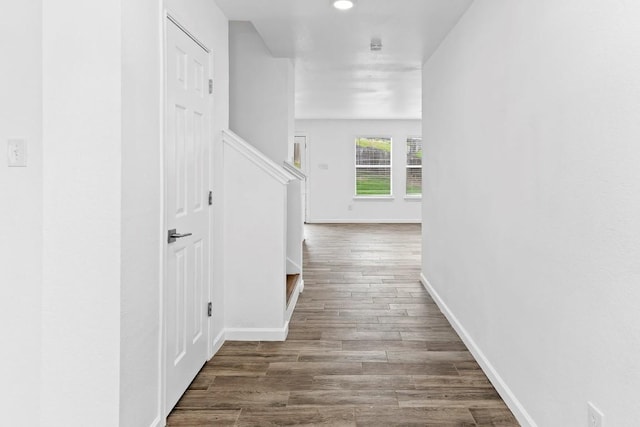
[370,38,383,51]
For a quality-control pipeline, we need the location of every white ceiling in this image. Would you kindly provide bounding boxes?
[215,0,473,119]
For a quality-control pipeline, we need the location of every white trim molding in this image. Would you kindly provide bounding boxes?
[209,329,225,359]
[283,161,307,180]
[307,219,421,224]
[419,273,538,427]
[149,415,162,427]
[286,257,302,275]
[225,324,290,342]
[352,196,395,201]
[222,129,296,185]
[285,279,303,322]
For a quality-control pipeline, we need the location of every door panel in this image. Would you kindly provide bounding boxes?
[165,18,210,414]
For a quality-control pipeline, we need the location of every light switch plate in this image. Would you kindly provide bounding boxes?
[7,139,27,167]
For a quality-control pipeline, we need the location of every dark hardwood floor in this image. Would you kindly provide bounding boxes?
[168,224,519,426]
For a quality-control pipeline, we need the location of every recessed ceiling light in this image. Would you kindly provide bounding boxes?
[333,0,355,10]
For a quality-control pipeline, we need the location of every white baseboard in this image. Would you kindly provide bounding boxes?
[419,273,538,427]
[209,329,225,359]
[306,218,421,224]
[285,278,303,322]
[225,323,289,341]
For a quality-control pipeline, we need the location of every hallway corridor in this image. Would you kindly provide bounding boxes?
[168,224,519,426]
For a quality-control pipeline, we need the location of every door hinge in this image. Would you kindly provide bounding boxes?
[207,302,212,317]
[208,79,213,94]
[208,191,213,206]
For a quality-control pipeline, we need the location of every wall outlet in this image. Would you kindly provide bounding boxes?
[587,402,604,427]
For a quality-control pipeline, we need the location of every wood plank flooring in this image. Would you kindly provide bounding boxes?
[168,224,519,426]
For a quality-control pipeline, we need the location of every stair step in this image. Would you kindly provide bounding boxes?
[286,274,300,306]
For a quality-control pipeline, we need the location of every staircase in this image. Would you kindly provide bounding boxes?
[222,129,305,341]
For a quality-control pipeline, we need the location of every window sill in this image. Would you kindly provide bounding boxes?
[404,195,422,201]
[353,195,395,201]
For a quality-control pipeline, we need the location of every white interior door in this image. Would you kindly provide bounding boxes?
[165,18,210,413]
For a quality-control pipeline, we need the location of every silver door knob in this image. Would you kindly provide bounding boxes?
[168,229,193,243]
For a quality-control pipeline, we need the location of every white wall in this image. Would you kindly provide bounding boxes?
[119,1,162,426]
[223,139,288,337]
[41,1,122,425]
[0,1,230,426]
[229,21,294,164]
[421,1,640,426]
[296,119,422,223]
[0,1,42,425]
[286,177,304,272]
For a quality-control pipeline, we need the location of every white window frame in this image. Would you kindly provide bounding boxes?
[405,136,422,198]
[354,136,393,199]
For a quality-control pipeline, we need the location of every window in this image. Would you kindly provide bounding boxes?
[406,137,422,195]
[355,137,392,196]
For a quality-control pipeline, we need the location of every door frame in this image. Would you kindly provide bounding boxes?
[294,133,310,223]
[160,11,214,421]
